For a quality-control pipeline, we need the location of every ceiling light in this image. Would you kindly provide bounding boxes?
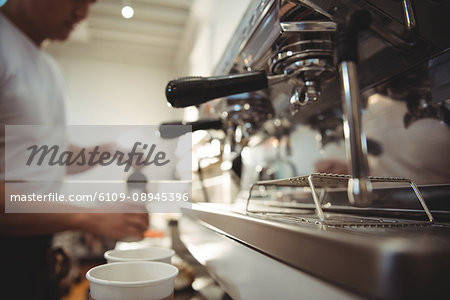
[121,5,134,19]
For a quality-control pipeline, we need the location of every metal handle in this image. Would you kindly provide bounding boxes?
[165,71,268,108]
[159,119,223,139]
[401,0,417,43]
[369,0,417,49]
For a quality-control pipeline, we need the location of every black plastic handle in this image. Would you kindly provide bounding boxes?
[165,71,268,108]
[159,119,223,139]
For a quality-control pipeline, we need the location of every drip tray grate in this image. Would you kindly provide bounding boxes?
[245,173,434,226]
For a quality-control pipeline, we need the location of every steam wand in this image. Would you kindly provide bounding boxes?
[336,10,373,207]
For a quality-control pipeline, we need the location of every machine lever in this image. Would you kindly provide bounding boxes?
[159,119,223,139]
[166,71,268,108]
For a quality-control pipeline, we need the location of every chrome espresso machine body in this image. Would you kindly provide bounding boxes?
[165,1,450,299]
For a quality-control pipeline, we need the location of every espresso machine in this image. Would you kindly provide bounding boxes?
[164,0,450,299]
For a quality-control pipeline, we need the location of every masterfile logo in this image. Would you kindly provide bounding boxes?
[25,142,170,172]
[4,125,192,213]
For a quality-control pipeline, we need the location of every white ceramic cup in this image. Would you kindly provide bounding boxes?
[104,247,175,264]
[86,261,179,300]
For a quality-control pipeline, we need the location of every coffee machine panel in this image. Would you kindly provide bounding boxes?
[165,1,450,299]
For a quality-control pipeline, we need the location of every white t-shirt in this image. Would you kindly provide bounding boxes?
[0,12,66,186]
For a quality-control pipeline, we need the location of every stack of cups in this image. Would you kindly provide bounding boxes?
[86,247,178,300]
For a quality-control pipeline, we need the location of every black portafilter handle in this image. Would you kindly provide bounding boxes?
[165,71,268,108]
[159,119,224,139]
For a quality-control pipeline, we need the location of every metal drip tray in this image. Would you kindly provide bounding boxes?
[248,210,433,228]
[183,199,450,300]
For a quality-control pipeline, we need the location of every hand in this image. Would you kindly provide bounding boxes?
[79,212,149,241]
[314,159,348,174]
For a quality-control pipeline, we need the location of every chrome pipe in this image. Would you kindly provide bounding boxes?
[339,61,372,206]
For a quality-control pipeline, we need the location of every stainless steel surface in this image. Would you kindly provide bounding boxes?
[189,0,450,202]
[179,212,361,300]
[339,61,372,206]
[280,21,336,32]
[213,0,450,107]
[266,20,336,112]
[221,93,274,157]
[183,202,450,300]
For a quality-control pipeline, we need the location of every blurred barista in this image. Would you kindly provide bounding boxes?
[0,1,149,299]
